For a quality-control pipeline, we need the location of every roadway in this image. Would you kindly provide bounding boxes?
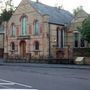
[0,65,90,90]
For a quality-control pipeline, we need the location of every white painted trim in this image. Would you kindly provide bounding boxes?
[0,79,32,88]
[63,30,65,48]
[0,89,38,90]
[0,83,15,85]
[73,31,79,33]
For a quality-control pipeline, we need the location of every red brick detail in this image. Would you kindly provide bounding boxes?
[67,31,73,33]
[29,25,32,34]
[39,24,42,33]
[19,14,28,22]
[16,27,19,36]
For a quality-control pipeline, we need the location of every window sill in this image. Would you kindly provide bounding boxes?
[10,50,16,52]
[33,34,40,36]
[33,50,41,52]
[17,35,30,40]
[56,47,65,49]
[73,47,86,48]
[10,36,16,37]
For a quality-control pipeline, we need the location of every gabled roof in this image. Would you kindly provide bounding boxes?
[29,0,74,25]
[75,9,88,18]
[71,9,88,23]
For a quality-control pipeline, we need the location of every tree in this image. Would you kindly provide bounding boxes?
[73,6,83,16]
[0,0,15,23]
[79,15,90,43]
[0,9,14,22]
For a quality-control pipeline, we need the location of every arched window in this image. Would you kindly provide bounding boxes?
[74,31,85,48]
[21,16,27,35]
[80,38,85,47]
[57,27,65,48]
[34,20,39,35]
[11,23,16,36]
[34,41,39,50]
[11,42,15,51]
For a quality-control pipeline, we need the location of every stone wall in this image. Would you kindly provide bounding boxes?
[85,57,90,64]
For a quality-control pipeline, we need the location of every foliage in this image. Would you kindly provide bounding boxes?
[79,15,90,43]
[0,9,14,23]
[0,0,15,23]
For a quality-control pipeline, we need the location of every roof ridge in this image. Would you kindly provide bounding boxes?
[30,0,54,8]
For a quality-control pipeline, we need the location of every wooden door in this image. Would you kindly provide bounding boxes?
[20,41,26,58]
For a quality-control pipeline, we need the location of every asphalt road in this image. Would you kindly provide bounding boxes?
[0,65,90,90]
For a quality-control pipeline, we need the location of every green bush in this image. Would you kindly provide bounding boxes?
[73,48,90,57]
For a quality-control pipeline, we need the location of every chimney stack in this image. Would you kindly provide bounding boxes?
[36,0,39,3]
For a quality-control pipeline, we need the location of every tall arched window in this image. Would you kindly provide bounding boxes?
[74,32,79,48]
[34,20,39,35]
[21,16,27,35]
[11,23,16,36]
[34,41,39,50]
[57,27,65,48]
[11,42,15,51]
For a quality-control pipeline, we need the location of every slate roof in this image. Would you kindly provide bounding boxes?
[29,0,74,25]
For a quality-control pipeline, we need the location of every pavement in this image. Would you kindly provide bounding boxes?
[0,58,90,70]
[1,62,90,70]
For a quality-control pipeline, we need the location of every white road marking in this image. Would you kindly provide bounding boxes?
[0,79,32,88]
[0,89,38,90]
[0,85,11,89]
[0,83,15,85]
[0,79,38,90]
[0,79,13,83]
[14,83,32,88]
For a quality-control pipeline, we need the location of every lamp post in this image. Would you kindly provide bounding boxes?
[67,45,70,64]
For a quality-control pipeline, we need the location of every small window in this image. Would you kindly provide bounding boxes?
[11,42,15,51]
[80,38,85,47]
[11,23,16,36]
[35,41,39,50]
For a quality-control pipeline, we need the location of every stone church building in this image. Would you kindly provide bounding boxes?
[4,0,74,62]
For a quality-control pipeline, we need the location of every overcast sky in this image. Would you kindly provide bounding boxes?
[12,0,90,14]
